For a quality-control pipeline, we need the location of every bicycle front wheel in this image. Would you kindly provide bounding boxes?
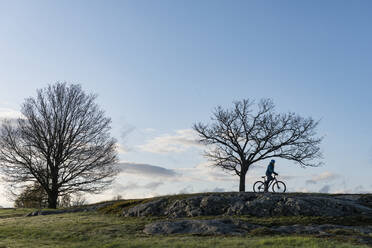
[253,181,265,193]
[272,181,286,193]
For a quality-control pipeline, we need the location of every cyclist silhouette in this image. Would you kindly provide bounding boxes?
[265,160,278,192]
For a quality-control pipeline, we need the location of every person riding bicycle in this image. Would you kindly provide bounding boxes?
[265,159,278,192]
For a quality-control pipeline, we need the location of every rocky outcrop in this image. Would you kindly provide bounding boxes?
[25,202,113,217]
[124,198,169,217]
[144,219,258,235]
[144,218,372,239]
[141,193,372,243]
[122,193,372,218]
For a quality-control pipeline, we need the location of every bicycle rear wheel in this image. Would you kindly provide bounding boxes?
[253,181,265,193]
[272,181,286,193]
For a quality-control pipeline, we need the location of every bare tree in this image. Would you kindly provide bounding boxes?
[70,193,87,207]
[113,194,122,201]
[0,83,119,208]
[193,99,323,192]
[14,181,48,208]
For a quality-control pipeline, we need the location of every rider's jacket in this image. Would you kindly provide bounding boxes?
[266,162,277,176]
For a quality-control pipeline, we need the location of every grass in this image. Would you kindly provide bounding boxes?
[98,199,148,215]
[0,209,370,248]
[235,215,372,226]
[0,208,36,218]
[97,196,372,228]
[97,193,220,215]
[1,193,371,248]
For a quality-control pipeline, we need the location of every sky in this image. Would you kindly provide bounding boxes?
[0,0,372,207]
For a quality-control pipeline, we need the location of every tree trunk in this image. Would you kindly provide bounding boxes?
[239,171,246,192]
[47,191,58,209]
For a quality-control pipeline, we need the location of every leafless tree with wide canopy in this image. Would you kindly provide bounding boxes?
[193,99,323,192]
[0,83,118,208]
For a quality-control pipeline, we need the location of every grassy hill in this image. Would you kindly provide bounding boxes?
[0,192,371,248]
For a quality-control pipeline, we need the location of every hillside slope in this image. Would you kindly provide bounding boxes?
[117,192,372,218]
[98,192,372,244]
[5,192,371,247]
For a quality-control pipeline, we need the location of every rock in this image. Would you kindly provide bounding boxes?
[144,218,372,236]
[25,203,111,217]
[25,211,40,217]
[232,194,372,217]
[200,195,227,216]
[161,194,230,218]
[357,195,372,208]
[144,219,258,235]
[271,224,372,236]
[124,198,169,217]
[165,196,203,218]
[121,192,372,218]
[25,192,372,219]
[225,200,247,216]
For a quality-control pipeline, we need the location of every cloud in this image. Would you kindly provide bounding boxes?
[0,108,23,120]
[178,161,271,186]
[333,183,372,194]
[333,189,352,194]
[114,181,163,192]
[138,129,202,154]
[292,187,310,193]
[196,162,237,182]
[354,185,364,193]
[212,187,225,192]
[190,162,268,183]
[145,182,164,189]
[178,185,194,194]
[279,175,297,181]
[177,162,236,183]
[117,162,179,178]
[143,128,156,133]
[319,185,331,193]
[306,172,340,185]
[204,187,226,193]
[120,125,135,141]
[116,144,130,154]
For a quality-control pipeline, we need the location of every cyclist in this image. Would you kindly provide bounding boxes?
[265,159,278,192]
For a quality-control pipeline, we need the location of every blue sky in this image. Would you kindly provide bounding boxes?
[0,0,372,206]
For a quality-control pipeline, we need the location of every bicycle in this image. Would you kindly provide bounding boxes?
[253,175,286,193]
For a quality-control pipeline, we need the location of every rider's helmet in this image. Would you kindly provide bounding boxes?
[271,159,275,164]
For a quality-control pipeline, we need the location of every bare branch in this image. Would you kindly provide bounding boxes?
[0,83,119,208]
[193,98,323,191]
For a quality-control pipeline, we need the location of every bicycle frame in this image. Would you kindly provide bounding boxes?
[264,175,278,188]
[253,175,286,193]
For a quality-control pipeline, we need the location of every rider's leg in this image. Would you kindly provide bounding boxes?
[265,174,273,192]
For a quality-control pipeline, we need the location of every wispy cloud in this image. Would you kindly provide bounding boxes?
[117,162,179,178]
[113,181,163,192]
[175,162,237,184]
[143,128,156,133]
[291,187,311,193]
[116,144,130,154]
[319,185,331,193]
[328,182,372,194]
[118,161,239,185]
[194,162,237,182]
[178,185,194,194]
[203,187,226,193]
[138,129,202,154]
[306,172,340,185]
[120,125,135,141]
[183,161,270,184]
[0,108,23,120]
